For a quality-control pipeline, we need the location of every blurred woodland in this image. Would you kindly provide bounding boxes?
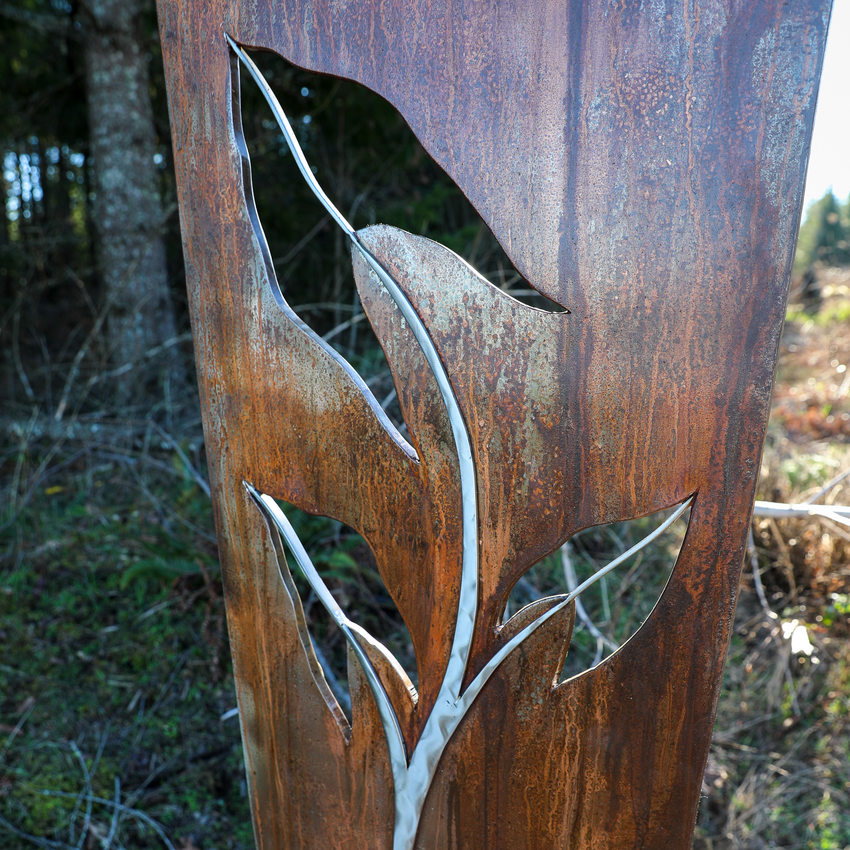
[1,2,849,848]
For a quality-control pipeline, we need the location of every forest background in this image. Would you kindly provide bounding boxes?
[2,1,849,848]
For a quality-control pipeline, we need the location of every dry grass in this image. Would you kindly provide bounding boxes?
[695,269,850,850]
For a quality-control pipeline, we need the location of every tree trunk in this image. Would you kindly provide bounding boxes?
[82,0,182,401]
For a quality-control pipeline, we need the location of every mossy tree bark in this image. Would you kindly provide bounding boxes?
[82,0,182,400]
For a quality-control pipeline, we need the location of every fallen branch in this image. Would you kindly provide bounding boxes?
[38,791,176,850]
[753,500,850,527]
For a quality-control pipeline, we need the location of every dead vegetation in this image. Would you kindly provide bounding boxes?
[694,268,850,849]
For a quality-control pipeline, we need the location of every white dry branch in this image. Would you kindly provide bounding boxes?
[753,499,850,527]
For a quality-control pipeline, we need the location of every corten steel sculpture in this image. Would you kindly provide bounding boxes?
[156,1,832,846]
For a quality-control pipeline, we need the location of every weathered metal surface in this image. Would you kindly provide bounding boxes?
[156,0,831,846]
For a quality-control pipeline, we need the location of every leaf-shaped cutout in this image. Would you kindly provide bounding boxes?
[348,627,418,753]
[277,503,417,683]
[229,44,466,726]
[247,483,422,701]
[505,499,692,681]
[250,489,352,737]
[230,46,537,302]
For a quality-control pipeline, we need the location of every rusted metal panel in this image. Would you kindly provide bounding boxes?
[156,0,831,846]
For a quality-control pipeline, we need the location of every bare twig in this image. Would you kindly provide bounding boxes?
[54,291,114,422]
[753,499,850,526]
[380,387,398,411]
[0,2,71,33]
[102,777,122,849]
[0,696,35,763]
[69,742,93,850]
[767,517,797,602]
[0,813,71,849]
[289,301,359,313]
[747,528,777,621]
[11,297,36,402]
[801,468,850,505]
[822,516,850,544]
[323,312,367,344]
[1,410,66,535]
[37,791,175,850]
[560,544,618,658]
[82,333,192,391]
[152,424,211,498]
[273,215,330,266]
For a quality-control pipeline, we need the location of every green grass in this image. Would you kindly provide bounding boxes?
[786,299,850,327]
[0,443,252,849]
